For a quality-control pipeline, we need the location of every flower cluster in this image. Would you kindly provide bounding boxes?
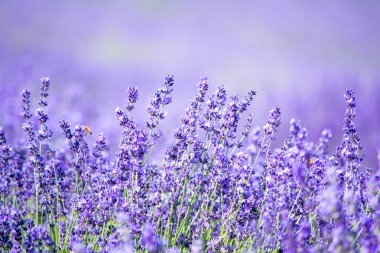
[0,76,379,253]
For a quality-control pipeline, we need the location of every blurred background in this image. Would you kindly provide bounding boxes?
[0,0,379,165]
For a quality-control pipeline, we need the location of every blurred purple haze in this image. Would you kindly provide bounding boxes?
[0,1,379,165]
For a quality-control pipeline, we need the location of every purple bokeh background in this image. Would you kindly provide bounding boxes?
[0,1,379,165]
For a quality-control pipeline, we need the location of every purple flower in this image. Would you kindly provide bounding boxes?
[93,133,107,159]
[146,75,174,130]
[59,120,73,140]
[0,127,6,146]
[128,86,139,104]
[126,86,139,112]
[38,77,50,107]
[0,76,377,252]
[141,223,158,251]
[263,106,281,139]
[20,89,32,120]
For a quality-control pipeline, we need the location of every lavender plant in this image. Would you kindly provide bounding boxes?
[0,76,379,253]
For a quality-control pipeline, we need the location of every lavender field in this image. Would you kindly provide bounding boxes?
[1,1,380,253]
